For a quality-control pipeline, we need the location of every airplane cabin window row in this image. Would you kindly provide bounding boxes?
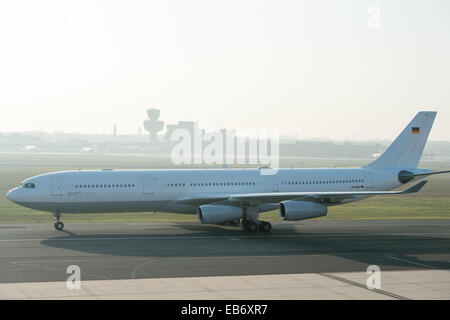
[167,182,257,187]
[72,179,364,190]
[190,182,256,187]
[282,179,364,185]
[75,184,135,188]
[167,183,186,187]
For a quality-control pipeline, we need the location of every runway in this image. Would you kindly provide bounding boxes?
[1,219,449,285]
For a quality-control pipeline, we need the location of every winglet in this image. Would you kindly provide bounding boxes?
[401,180,428,194]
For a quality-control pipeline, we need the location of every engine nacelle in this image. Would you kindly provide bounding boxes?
[279,201,327,221]
[198,205,243,224]
[398,170,414,183]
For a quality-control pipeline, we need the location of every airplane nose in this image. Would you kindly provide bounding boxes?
[6,189,18,203]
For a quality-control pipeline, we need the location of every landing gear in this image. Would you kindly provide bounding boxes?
[242,219,258,232]
[53,212,64,231]
[259,221,272,233]
[242,219,271,233]
[228,219,241,226]
[219,219,242,226]
[54,221,64,231]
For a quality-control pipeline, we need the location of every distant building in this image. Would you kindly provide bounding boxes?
[165,120,197,142]
[143,108,165,144]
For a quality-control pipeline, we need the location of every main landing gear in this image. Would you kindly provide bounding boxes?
[53,212,64,231]
[241,219,272,233]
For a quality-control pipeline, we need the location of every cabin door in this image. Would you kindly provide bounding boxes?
[272,177,279,192]
[51,178,63,196]
[363,172,375,189]
[143,177,154,195]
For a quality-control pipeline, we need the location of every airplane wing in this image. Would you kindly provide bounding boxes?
[175,180,428,206]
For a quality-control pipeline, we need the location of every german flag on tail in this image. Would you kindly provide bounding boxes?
[412,127,420,134]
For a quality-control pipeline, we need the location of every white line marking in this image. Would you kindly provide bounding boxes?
[131,260,153,279]
[384,254,440,269]
[0,232,448,242]
[8,253,397,265]
[11,258,152,264]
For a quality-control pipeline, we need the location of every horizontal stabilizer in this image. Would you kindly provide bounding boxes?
[399,170,450,183]
[400,180,428,194]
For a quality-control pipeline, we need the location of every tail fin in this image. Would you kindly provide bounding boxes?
[364,111,437,169]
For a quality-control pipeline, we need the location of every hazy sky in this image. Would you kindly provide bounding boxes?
[0,0,449,140]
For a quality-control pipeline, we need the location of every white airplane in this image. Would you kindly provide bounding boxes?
[6,111,450,232]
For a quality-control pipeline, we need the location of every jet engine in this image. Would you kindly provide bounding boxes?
[198,205,243,224]
[279,201,327,221]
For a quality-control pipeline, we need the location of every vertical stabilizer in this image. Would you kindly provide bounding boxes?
[364,111,437,169]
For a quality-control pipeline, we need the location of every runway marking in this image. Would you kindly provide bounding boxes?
[131,260,154,279]
[0,226,27,229]
[384,254,440,269]
[0,232,449,243]
[6,252,409,265]
[10,261,108,280]
[9,258,153,264]
[318,273,410,300]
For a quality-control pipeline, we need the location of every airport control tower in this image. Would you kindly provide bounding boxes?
[143,108,165,144]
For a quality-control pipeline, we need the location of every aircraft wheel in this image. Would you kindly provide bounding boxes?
[246,221,258,232]
[54,221,64,231]
[229,219,241,226]
[259,221,272,233]
[242,219,258,232]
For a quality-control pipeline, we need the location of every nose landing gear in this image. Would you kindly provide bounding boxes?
[53,212,64,231]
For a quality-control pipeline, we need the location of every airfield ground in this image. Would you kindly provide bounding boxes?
[1,153,449,300]
[0,220,449,299]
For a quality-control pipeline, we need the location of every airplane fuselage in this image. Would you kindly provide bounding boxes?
[5,111,443,232]
[6,167,415,215]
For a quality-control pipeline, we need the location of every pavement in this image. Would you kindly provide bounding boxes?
[0,220,449,299]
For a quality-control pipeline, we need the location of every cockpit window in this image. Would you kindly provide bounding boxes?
[23,183,36,188]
